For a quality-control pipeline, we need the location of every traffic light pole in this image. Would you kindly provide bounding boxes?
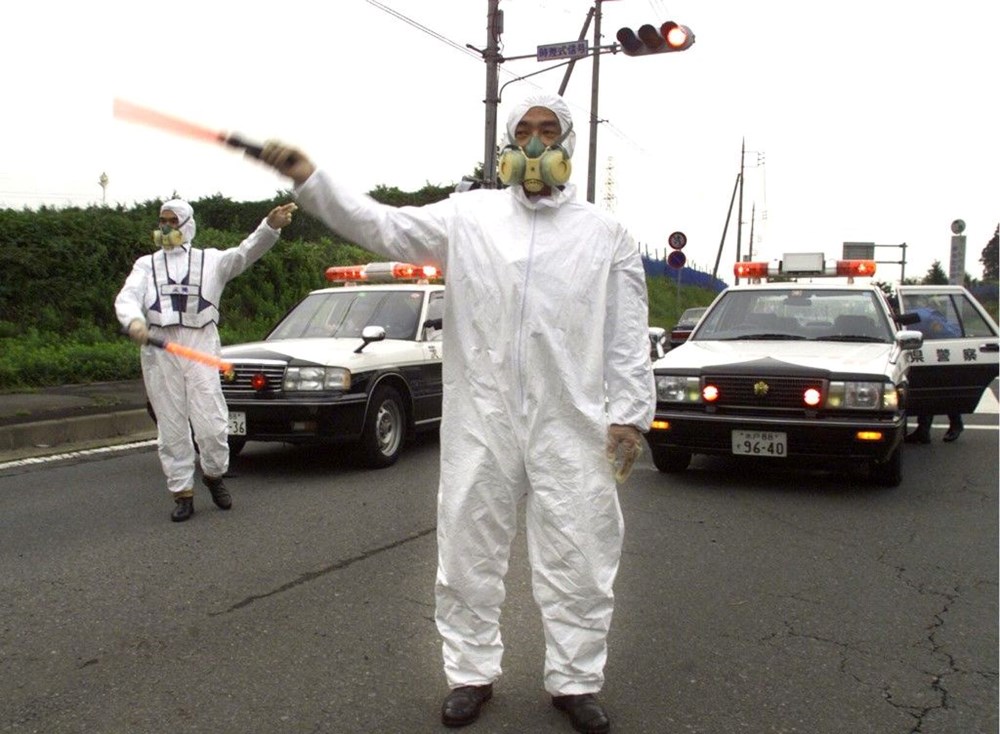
[586,0,606,204]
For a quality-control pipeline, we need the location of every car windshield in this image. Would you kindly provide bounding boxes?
[692,289,893,343]
[677,308,706,326]
[267,289,424,341]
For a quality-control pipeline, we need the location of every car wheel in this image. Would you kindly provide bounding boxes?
[870,443,902,487]
[228,436,247,458]
[359,385,406,468]
[651,446,692,473]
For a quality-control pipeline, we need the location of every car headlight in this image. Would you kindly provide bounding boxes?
[655,375,701,403]
[283,366,351,391]
[826,381,897,410]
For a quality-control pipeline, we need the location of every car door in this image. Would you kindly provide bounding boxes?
[897,285,1000,415]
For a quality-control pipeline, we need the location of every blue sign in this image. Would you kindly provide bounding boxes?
[667,250,686,269]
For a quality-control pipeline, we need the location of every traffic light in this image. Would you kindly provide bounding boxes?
[616,21,695,56]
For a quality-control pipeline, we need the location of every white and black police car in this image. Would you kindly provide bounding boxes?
[219,262,445,468]
[645,253,926,486]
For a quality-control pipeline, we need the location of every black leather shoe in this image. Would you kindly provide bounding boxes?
[904,430,931,445]
[171,496,194,522]
[441,684,493,727]
[204,475,232,509]
[943,427,963,443]
[552,693,611,734]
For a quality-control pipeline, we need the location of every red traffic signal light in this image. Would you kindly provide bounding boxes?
[616,20,695,56]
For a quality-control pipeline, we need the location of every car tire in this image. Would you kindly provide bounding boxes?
[651,446,692,473]
[359,384,406,469]
[870,443,902,487]
[228,436,247,458]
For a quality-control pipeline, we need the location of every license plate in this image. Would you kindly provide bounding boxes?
[228,411,246,436]
[732,430,786,457]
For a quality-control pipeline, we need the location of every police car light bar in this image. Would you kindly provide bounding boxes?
[325,262,441,283]
[734,256,877,279]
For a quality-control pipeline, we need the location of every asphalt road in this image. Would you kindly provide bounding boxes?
[1,420,997,734]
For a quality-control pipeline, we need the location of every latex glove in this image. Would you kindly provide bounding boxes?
[127,318,149,345]
[266,202,298,229]
[259,140,316,187]
[606,424,643,483]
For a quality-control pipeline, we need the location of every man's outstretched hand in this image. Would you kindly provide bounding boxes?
[258,141,316,187]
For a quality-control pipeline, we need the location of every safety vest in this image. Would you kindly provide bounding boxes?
[146,248,220,328]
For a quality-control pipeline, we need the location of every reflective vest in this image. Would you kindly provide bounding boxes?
[146,248,220,328]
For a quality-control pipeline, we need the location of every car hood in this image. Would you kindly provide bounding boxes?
[655,340,896,374]
[221,338,420,366]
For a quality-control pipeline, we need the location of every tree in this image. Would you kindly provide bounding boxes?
[981,224,999,282]
[922,260,948,285]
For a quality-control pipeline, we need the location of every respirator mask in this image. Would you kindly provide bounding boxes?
[152,223,185,249]
[497,123,573,193]
[153,217,190,250]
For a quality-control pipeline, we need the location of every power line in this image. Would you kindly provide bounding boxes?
[364,0,482,61]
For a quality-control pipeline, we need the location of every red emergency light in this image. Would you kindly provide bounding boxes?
[835,260,877,277]
[734,261,772,279]
[325,262,441,283]
[733,257,877,280]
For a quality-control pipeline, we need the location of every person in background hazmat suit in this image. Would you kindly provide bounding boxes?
[115,199,297,522]
[253,93,654,734]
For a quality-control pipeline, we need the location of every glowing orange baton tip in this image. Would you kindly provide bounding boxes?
[146,337,234,374]
[112,98,265,158]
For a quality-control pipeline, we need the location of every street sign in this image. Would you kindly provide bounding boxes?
[536,40,589,61]
[668,231,687,250]
[843,242,875,260]
[667,250,686,269]
[949,235,966,285]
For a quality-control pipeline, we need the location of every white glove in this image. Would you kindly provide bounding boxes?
[127,319,149,345]
[606,424,643,483]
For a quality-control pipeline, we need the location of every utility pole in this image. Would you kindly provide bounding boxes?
[558,7,595,96]
[711,173,740,281]
[481,0,502,188]
[586,0,606,204]
[735,138,745,284]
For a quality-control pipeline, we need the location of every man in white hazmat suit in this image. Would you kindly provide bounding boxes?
[115,199,297,522]
[254,93,654,734]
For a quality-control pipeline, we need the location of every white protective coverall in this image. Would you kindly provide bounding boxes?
[115,200,281,495]
[294,94,655,695]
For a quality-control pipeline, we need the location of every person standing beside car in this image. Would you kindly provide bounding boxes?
[902,302,965,444]
[115,198,297,522]
[250,93,655,734]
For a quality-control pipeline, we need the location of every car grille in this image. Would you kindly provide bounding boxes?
[220,362,286,396]
[706,375,824,410]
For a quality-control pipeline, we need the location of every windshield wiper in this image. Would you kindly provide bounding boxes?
[817,335,886,343]
[737,333,807,340]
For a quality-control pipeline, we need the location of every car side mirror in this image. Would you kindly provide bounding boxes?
[355,325,387,353]
[896,329,923,351]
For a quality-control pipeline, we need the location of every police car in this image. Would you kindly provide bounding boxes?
[645,253,924,486]
[219,262,445,468]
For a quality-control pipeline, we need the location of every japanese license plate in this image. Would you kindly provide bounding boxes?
[228,411,246,436]
[732,430,786,457]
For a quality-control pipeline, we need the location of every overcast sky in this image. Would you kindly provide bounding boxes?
[3,0,997,282]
